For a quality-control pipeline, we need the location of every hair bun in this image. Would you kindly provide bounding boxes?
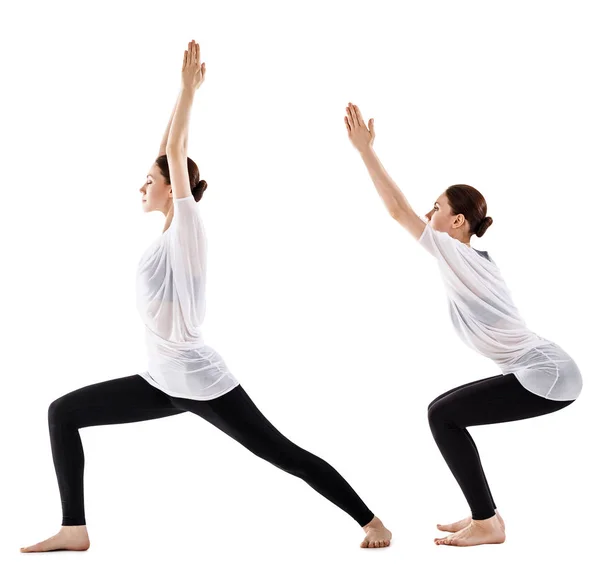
[475,216,493,238]
[192,179,208,202]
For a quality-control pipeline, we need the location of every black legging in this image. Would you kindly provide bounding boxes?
[427,373,575,521]
[47,375,374,528]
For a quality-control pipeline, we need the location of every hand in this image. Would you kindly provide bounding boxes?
[345,102,375,153]
[181,39,206,91]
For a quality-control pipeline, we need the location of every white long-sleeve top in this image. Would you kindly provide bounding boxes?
[135,195,239,400]
[417,222,582,401]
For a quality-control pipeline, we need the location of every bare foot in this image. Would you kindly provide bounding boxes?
[434,514,505,547]
[437,509,505,533]
[20,526,90,553]
[360,515,392,548]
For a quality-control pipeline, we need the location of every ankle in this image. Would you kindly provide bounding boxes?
[472,515,498,527]
[362,515,382,530]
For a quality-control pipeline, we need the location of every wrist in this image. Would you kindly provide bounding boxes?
[180,84,197,96]
[358,144,375,159]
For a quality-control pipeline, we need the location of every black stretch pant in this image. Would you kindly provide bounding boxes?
[427,373,575,520]
[48,375,375,528]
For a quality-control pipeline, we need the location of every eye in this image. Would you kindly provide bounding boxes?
[147,180,152,184]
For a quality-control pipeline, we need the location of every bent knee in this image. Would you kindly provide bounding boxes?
[48,395,76,426]
[427,402,452,434]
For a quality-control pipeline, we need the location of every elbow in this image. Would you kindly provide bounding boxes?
[390,206,406,222]
[166,144,186,158]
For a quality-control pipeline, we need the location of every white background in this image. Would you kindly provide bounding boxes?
[2,0,598,586]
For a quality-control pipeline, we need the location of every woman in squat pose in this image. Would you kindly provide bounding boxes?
[20,42,392,553]
[344,102,582,547]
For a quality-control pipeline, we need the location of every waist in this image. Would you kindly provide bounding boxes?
[144,325,205,351]
[496,340,574,369]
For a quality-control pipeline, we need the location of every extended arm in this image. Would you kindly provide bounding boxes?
[166,86,195,155]
[358,145,425,240]
[345,103,426,241]
[166,40,206,201]
[158,89,186,158]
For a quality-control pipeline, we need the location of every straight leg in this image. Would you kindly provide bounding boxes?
[170,385,376,527]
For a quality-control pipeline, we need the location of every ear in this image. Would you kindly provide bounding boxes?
[454,213,466,228]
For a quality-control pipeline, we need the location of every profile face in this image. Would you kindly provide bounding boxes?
[140,163,171,211]
[425,193,464,234]
[424,193,449,231]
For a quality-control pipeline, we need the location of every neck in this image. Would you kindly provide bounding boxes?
[162,202,174,233]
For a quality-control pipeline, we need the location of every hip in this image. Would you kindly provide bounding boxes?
[498,342,583,401]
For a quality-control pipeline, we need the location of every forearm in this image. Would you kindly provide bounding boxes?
[166,86,196,152]
[158,89,184,156]
[359,146,413,218]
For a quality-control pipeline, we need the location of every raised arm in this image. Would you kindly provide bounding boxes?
[158,89,186,158]
[345,102,426,241]
[166,39,206,201]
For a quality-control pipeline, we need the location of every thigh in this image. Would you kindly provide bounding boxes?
[427,375,498,411]
[431,373,573,429]
[171,385,293,452]
[49,374,186,428]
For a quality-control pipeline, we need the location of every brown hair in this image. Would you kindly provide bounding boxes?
[445,184,493,238]
[155,154,208,202]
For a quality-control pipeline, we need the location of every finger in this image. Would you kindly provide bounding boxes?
[346,105,355,128]
[183,50,188,68]
[197,42,201,64]
[348,103,358,127]
[352,104,364,126]
[344,116,351,134]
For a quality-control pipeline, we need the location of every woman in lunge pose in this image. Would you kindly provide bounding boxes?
[20,42,392,553]
[344,102,582,547]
